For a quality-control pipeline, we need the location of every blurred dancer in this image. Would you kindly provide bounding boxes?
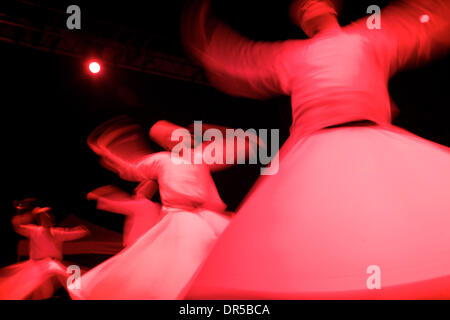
[181,0,450,298]
[12,207,89,261]
[67,116,233,299]
[87,181,162,247]
[0,206,89,299]
[87,122,251,246]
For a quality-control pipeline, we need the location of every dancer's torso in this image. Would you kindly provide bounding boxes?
[280,29,392,138]
[29,227,63,261]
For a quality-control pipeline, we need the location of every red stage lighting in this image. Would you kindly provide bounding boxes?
[89,61,101,74]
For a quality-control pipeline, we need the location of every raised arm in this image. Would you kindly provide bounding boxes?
[53,226,90,242]
[187,123,265,172]
[181,0,291,99]
[88,185,136,215]
[11,214,36,237]
[149,120,265,172]
[347,0,450,77]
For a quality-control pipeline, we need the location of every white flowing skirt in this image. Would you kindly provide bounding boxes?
[186,124,450,299]
[69,207,229,299]
[0,258,66,300]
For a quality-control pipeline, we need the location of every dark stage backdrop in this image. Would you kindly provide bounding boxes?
[0,41,291,266]
[0,0,449,267]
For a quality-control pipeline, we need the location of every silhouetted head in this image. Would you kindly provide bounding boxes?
[290,0,341,37]
[13,198,37,214]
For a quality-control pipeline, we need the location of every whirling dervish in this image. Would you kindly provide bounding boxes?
[180,0,450,299]
[66,116,261,299]
[0,205,89,299]
[87,122,163,248]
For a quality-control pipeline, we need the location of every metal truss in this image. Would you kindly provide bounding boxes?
[0,0,209,85]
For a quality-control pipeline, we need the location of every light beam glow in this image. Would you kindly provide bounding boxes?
[89,61,101,74]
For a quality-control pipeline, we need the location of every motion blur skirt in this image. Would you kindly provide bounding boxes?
[0,258,64,299]
[69,208,229,299]
[186,124,450,299]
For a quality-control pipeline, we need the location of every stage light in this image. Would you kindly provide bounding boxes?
[420,14,430,23]
[89,61,101,74]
